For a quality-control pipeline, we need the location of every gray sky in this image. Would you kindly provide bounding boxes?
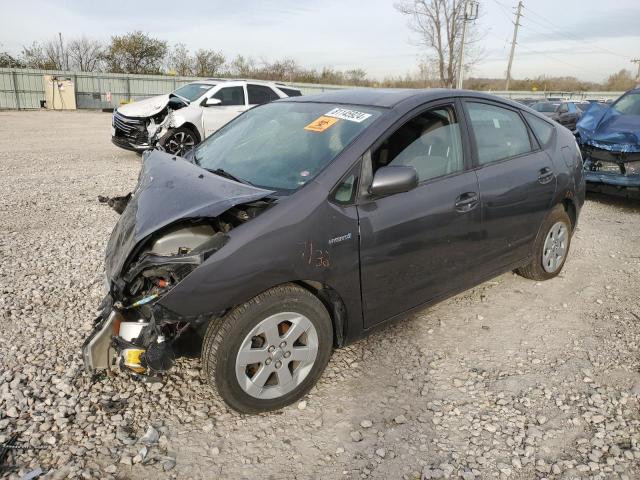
[0,0,638,82]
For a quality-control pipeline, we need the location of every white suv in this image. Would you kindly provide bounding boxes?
[111,80,302,155]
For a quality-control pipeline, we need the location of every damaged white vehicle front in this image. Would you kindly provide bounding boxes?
[111,80,301,156]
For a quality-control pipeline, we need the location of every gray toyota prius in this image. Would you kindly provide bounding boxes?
[84,89,586,413]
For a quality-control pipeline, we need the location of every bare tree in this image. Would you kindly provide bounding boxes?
[167,43,193,76]
[606,69,636,91]
[345,68,368,86]
[192,49,226,77]
[68,37,103,72]
[21,40,64,69]
[395,0,480,87]
[229,55,256,77]
[252,58,297,81]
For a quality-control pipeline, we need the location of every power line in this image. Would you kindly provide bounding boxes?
[515,43,605,79]
[522,5,629,59]
[485,28,606,79]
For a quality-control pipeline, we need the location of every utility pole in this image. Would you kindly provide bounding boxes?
[505,1,524,91]
[456,0,479,89]
[58,32,70,70]
[632,58,640,83]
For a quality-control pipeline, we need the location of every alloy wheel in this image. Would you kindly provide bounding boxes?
[235,312,319,399]
[165,130,195,156]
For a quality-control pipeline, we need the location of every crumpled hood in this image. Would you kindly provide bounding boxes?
[116,94,170,118]
[105,150,274,280]
[576,102,640,153]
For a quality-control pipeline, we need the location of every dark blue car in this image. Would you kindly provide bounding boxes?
[83,89,586,412]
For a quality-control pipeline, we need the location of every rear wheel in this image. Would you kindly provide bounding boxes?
[201,284,333,413]
[516,206,572,281]
[159,126,198,156]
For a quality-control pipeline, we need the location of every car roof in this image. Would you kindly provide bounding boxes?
[282,88,524,109]
[186,79,301,90]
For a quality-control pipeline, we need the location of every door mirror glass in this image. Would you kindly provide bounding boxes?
[369,166,418,197]
[205,97,222,106]
[167,96,188,110]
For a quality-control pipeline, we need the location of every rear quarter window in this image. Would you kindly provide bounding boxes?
[523,112,555,147]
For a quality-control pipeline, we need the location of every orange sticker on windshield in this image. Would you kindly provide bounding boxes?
[304,116,338,132]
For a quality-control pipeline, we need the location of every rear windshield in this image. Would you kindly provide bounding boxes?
[193,102,381,192]
[172,83,214,101]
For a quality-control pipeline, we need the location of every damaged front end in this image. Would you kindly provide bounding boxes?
[83,151,274,379]
[112,95,186,153]
[576,90,640,197]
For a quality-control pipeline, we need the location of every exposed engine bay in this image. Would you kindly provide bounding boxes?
[85,200,271,380]
[84,150,275,380]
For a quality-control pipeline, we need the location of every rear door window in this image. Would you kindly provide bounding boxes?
[212,86,245,106]
[247,84,280,105]
[523,112,554,147]
[466,102,533,165]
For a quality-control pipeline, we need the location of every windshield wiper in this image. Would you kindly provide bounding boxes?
[206,168,253,186]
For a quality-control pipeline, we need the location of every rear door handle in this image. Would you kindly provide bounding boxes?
[454,192,478,212]
[538,167,554,184]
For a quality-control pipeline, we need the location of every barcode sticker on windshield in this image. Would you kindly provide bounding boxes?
[325,108,372,123]
[304,116,339,132]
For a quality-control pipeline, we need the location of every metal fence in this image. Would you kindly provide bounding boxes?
[0,67,624,110]
[0,68,348,110]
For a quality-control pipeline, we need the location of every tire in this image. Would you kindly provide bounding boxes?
[159,126,199,156]
[516,205,572,281]
[201,284,333,413]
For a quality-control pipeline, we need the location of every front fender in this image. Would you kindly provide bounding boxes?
[155,183,363,334]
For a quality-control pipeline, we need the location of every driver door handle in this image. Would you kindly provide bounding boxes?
[454,192,479,212]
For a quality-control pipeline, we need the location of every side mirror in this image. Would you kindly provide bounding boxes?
[167,96,187,110]
[205,97,222,107]
[369,166,418,197]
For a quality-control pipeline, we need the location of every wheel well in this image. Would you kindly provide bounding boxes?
[295,281,348,348]
[180,122,201,143]
[562,198,576,230]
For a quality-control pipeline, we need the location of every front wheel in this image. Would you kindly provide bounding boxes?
[516,205,572,281]
[159,126,198,156]
[201,284,333,413]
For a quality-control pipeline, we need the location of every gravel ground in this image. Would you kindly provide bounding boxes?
[1,110,640,480]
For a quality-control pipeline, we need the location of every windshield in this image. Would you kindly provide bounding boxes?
[172,83,214,102]
[193,102,381,192]
[612,92,640,115]
[532,102,559,113]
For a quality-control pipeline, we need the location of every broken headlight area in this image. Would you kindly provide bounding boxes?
[147,109,175,147]
[83,201,271,379]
